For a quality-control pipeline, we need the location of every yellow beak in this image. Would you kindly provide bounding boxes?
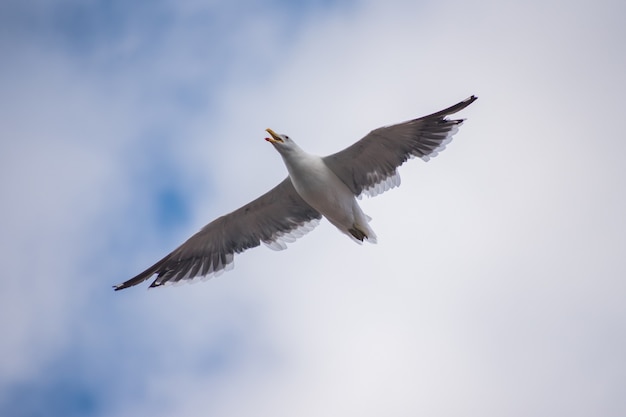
[265,128,282,143]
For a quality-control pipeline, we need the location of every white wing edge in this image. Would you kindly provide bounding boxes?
[420,123,459,162]
[262,217,321,251]
[359,170,402,199]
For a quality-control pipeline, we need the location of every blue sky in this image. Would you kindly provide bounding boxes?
[1,0,625,416]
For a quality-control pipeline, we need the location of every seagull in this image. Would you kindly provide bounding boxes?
[114,95,477,290]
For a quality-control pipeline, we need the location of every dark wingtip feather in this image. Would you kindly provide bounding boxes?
[422,95,477,121]
[112,255,171,291]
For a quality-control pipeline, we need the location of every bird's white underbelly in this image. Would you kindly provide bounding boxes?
[286,157,358,227]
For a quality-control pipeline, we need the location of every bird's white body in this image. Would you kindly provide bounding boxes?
[278,146,377,243]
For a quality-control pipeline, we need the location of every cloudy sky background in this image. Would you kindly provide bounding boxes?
[1,0,625,416]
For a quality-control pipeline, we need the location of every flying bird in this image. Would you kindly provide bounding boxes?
[114,95,477,290]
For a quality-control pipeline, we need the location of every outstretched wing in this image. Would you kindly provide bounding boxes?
[323,95,477,198]
[114,178,321,290]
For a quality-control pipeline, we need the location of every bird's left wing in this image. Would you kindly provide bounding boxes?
[323,95,477,198]
[114,178,321,290]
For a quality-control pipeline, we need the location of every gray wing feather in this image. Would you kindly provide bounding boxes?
[114,178,321,290]
[323,95,477,197]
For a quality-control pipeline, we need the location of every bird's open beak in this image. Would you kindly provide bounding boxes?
[265,128,283,143]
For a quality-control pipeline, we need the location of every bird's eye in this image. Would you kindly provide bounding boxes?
[284,136,290,141]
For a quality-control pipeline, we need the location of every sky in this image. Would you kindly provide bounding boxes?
[1,0,625,416]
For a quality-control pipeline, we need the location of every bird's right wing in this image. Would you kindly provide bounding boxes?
[323,96,476,198]
[114,178,321,290]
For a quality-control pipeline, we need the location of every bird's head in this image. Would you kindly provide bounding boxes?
[265,128,299,154]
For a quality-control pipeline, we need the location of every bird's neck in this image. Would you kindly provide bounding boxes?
[280,147,321,179]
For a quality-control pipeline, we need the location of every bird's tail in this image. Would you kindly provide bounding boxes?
[347,221,377,244]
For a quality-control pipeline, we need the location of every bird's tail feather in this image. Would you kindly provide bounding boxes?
[348,223,377,244]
